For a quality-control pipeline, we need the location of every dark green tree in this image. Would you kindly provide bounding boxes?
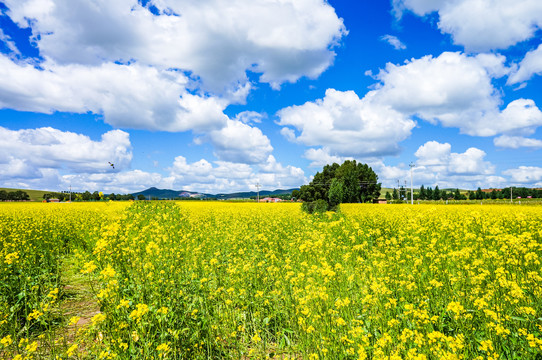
[454,188,461,200]
[426,187,433,200]
[82,191,92,201]
[419,185,426,200]
[328,178,344,208]
[299,160,381,211]
[385,191,391,201]
[433,186,441,200]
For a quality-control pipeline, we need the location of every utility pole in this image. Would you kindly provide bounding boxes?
[69,184,72,202]
[255,182,261,203]
[510,186,513,204]
[409,163,415,205]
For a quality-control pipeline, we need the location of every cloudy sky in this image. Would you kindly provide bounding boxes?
[1,0,542,194]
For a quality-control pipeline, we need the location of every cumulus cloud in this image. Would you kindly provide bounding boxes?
[277,88,416,158]
[0,127,132,177]
[371,52,542,136]
[3,0,346,93]
[393,0,542,51]
[508,44,542,84]
[207,120,273,164]
[380,35,406,50]
[0,55,228,132]
[503,166,542,185]
[402,141,496,188]
[169,155,305,193]
[304,148,353,168]
[494,135,542,149]
[62,170,169,194]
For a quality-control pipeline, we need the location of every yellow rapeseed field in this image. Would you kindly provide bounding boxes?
[1,201,542,359]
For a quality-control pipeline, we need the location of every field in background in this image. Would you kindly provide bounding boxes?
[1,202,542,359]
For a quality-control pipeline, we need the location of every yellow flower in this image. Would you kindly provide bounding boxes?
[66,344,78,357]
[81,261,98,274]
[26,341,38,353]
[69,316,81,326]
[156,343,170,352]
[1,335,13,347]
[252,333,262,343]
[91,313,107,324]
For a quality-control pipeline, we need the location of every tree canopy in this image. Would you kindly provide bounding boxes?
[299,160,381,211]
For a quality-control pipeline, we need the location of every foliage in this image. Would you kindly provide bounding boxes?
[301,199,330,214]
[0,202,128,358]
[299,161,381,211]
[0,190,30,201]
[2,202,542,359]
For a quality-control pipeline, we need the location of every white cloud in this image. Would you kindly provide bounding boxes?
[62,170,168,194]
[235,111,264,124]
[169,155,305,193]
[371,52,542,136]
[380,35,406,50]
[408,141,496,188]
[448,147,494,175]
[503,166,542,185]
[304,148,353,168]
[0,55,229,132]
[508,44,542,84]
[0,127,132,178]
[277,88,416,158]
[393,0,542,51]
[3,0,346,93]
[207,119,273,164]
[494,135,542,149]
[258,155,307,189]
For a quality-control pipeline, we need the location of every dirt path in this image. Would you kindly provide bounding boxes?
[58,255,100,346]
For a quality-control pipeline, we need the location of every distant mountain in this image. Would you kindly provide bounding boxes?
[214,189,297,199]
[131,187,211,199]
[131,187,298,199]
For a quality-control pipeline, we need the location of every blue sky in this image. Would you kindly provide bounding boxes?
[1,0,542,194]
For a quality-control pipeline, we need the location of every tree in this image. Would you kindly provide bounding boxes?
[328,178,344,208]
[299,160,381,212]
[392,188,399,200]
[433,186,441,200]
[426,187,433,200]
[490,189,497,199]
[385,191,391,201]
[137,194,146,201]
[454,188,461,200]
[419,185,426,200]
[82,191,91,201]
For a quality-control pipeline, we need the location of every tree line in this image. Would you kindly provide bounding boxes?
[0,190,30,201]
[43,191,135,201]
[386,186,542,202]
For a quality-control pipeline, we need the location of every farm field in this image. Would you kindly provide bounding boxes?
[1,202,542,359]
